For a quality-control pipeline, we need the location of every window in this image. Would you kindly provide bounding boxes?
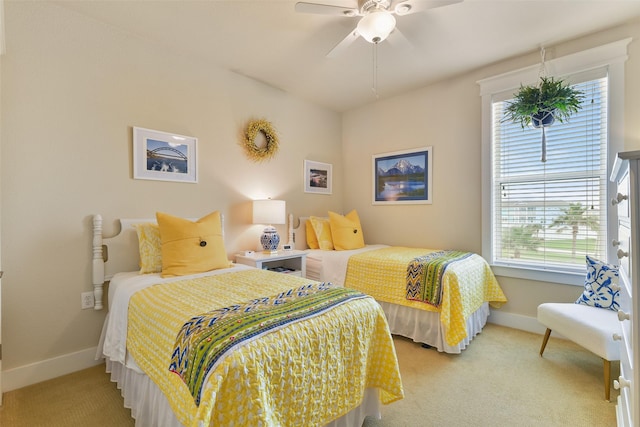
[492,73,607,275]
[479,39,630,285]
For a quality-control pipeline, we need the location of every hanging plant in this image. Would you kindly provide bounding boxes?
[243,119,279,162]
[503,77,583,162]
[503,77,583,128]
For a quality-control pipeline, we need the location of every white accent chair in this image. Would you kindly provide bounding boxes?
[537,302,621,401]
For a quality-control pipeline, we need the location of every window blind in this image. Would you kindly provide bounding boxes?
[491,70,608,272]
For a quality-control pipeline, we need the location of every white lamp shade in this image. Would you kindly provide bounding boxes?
[357,10,396,44]
[252,199,286,225]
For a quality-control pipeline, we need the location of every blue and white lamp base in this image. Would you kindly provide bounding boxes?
[260,226,280,254]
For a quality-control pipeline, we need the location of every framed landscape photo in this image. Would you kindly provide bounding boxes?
[133,127,198,183]
[304,160,332,194]
[372,147,432,205]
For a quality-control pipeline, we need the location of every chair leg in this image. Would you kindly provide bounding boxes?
[603,359,611,402]
[540,328,552,356]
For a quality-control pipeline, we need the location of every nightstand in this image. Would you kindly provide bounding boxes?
[235,250,307,277]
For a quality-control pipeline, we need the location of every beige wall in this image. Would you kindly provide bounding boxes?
[0,2,343,372]
[342,20,640,321]
[1,1,639,386]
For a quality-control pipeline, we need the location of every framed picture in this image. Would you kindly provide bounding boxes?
[372,147,432,205]
[304,160,332,195]
[133,127,197,183]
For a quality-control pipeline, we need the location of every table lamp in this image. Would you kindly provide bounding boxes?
[252,199,286,254]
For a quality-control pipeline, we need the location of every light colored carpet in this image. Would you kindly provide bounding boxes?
[0,323,617,426]
[365,323,617,427]
[0,364,134,427]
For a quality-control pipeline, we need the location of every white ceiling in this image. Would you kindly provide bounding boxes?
[53,0,640,112]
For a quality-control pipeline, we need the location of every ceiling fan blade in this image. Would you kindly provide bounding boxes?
[326,28,360,58]
[391,0,463,16]
[295,2,360,17]
[386,28,413,51]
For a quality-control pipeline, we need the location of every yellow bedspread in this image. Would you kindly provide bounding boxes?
[127,269,404,427]
[344,247,507,346]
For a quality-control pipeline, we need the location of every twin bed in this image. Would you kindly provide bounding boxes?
[92,210,505,426]
[292,216,507,354]
[92,213,403,427]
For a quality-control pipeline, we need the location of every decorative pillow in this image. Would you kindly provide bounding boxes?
[575,255,620,311]
[329,210,365,251]
[133,223,162,274]
[306,220,319,249]
[309,216,334,250]
[156,211,229,277]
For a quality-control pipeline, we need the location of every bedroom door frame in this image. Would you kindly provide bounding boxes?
[0,0,6,405]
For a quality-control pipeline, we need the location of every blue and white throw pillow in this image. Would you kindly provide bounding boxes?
[575,255,620,311]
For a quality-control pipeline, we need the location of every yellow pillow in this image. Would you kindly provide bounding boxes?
[156,211,229,277]
[306,219,319,249]
[133,223,162,274]
[309,216,334,250]
[329,210,365,251]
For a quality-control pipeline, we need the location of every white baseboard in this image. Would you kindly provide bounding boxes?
[488,310,567,339]
[2,346,103,393]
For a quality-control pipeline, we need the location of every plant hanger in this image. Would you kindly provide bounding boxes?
[538,47,550,162]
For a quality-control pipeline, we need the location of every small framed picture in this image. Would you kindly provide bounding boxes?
[304,160,332,195]
[372,147,432,205]
[133,127,198,183]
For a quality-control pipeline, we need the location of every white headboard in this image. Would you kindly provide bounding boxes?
[290,216,330,251]
[91,214,224,311]
[291,216,309,251]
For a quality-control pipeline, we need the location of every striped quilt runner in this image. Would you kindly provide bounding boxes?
[169,282,366,405]
[406,250,472,306]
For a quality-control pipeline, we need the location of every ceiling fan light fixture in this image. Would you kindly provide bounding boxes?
[395,4,411,15]
[357,9,396,44]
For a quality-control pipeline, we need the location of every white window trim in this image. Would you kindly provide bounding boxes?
[478,38,630,285]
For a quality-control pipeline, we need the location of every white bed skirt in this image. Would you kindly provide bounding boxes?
[305,248,491,354]
[379,301,491,354]
[104,357,382,427]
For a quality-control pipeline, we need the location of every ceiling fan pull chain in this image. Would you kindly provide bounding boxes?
[372,42,379,98]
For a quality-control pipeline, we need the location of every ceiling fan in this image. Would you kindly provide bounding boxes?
[295,0,463,57]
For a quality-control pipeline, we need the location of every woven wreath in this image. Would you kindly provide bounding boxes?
[243,119,279,161]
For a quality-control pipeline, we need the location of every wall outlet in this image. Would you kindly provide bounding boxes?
[81,291,95,309]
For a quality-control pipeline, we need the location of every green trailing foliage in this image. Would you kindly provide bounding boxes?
[503,76,584,128]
